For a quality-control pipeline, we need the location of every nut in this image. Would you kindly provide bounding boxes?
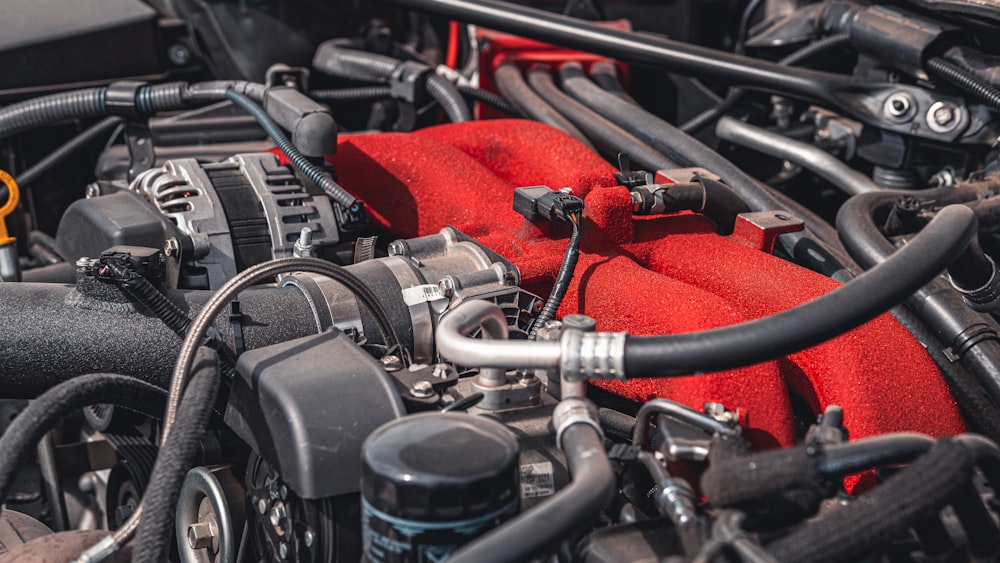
[410,380,435,398]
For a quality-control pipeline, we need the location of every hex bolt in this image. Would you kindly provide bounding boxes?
[279,485,288,500]
[163,237,180,258]
[257,498,268,515]
[883,92,915,122]
[438,276,456,298]
[75,257,92,269]
[411,380,435,398]
[270,502,287,529]
[932,104,955,126]
[187,521,216,550]
[926,101,962,133]
[85,184,101,199]
[293,227,313,258]
[278,542,289,560]
[303,529,315,548]
[381,355,403,372]
[167,44,191,66]
[387,240,406,256]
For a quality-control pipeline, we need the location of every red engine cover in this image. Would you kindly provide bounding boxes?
[327,119,965,448]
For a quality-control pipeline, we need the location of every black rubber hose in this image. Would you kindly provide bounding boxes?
[927,57,1000,111]
[766,438,977,563]
[622,205,976,378]
[493,64,596,150]
[131,347,220,563]
[224,89,361,212]
[16,117,123,187]
[588,60,638,105]
[636,179,751,235]
[682,33,852,134]
[0,373,166,505]
[815,433,935,475]
[954,434,1000,492]
[456,84,520,115]
[837,190,1000,405]
[529,213,582,340]
[312,45,471,122]
[311,86,393,101]
[447,423,614,563]
[527,66,678,170]
[556,61,850,269]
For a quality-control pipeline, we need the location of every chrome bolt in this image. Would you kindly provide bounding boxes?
[279,485,288,500]
[381,355,403,372]
[932,104,954,126]
[438,276,456,298]
[926,101,962,133]
[411,380,435,398]
[167,44,191,66]
[85,184,101,199]
[257,498,268,515]
[883,92,915,122]
[269,502,287,529]
[293,227,313,257]
[303,529,315,548]
[75,257,92,268]
[163,237,180,258]
[387,240,406,256]
[278,542,289,560]
[186,521,216,550]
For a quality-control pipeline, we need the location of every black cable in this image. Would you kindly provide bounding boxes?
[441,392,485,412]
[223,89,360,212]
[131,347,220,563]
[927,56,1000,111]
[681,33,852,133]
[529,213,582,340]
[456,84,520,115]
[622,205,976,378]
[493,64,596,150]
[16,117,123,187]
[0,373,166,506]
[527,66,678,170]
[311,86,392,101]
[815,433,935,475]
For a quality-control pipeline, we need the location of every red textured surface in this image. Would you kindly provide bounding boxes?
[327,119,966,448]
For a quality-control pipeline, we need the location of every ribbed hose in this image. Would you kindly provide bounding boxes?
[682,33,851,134]
[425,73,473,122]
[0,88,107,141]
[456,84,520,115]
[766,438,977,563]
[224,89,360,211]
[622,205,977,377]
[106,264,190,338]
[527,66,678,170]
[529,214,581,340]
[311,86,393,101]
[927,57,1000,111]
[131,347,220,563]
[494,64,597,150]
[0,374,166,505]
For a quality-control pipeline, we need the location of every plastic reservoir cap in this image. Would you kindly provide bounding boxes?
[361,412,520,522]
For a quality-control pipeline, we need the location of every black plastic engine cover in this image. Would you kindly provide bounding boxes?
[226,329,406,499]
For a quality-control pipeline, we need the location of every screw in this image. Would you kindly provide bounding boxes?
[933,105,954,125]
[270,502,287,529]
[163,237,180,258]
[293,227,313,257]
[257,498,268,515]
[85,184,101,199]
[387,241,406,256]
[926,101,962,133]
[303,529,315,548]
[411,380,435,398]
[438,276,456,298]
[883,92,914,121]
[186,521,216,550]
[278,542,289,560]
[167,44,191,66]
[381,355,403,372]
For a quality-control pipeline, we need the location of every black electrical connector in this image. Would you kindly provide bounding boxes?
[514,186,585,223]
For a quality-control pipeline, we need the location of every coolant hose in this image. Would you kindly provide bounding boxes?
[312,44,471,122]
[447,413,615,563]
[493,64,596,150]
[622,205,977,377]
[131,347,220,563]
[526,66,679,171]
[0,373,166,505]
[715,116,880,196]
[766,438,977,562]
[837,190,1000,405]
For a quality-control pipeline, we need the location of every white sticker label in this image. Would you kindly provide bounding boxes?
[401,284,445,307]
[519,462,555,499]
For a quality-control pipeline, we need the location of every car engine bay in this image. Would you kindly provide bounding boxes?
[1,0,1000,561]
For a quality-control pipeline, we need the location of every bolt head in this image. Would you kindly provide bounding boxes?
[163,237,180,258]
[411,380,435,398]
[258,498,268,514]
[387,241,406,256]
[278,542,289,560]
[381,355,403,372]
[167,44,191,66]
[85,184,101,199]
[186,521,216,550]
[883,92,915,121]
[437,276,456,298]
[933,105,955,125]
[303,529,315,548]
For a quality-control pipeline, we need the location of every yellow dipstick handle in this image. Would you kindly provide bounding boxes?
[0,169,19,245]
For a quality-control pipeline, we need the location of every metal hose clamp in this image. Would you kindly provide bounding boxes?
[561,330,627,381]
[552,397,603,450]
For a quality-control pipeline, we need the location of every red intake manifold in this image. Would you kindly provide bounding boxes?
[327,119,964,448]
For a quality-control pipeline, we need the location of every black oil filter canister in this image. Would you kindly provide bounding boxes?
[361,412,520,562]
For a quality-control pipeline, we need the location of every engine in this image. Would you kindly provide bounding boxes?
[1,1,1000,562]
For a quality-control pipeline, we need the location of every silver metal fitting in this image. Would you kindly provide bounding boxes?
[952,255,1000,313]
[552,397,603,450]
[561,330,627,381]
[293,227,314,257]
[655,477,697,525]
